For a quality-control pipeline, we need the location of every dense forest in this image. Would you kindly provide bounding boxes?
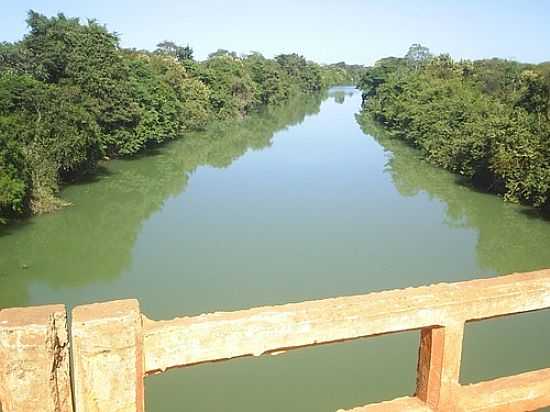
[358,44,550,210]
[0,12,359,223]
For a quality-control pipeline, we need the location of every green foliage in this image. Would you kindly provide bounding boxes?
[243,53,290,105]
[208,49,239,59]
[516,70,550,126]
[358,56,406,99]
[325,62,366,85]
[0,72,101,213]
[19,11,141,155]
[155,41,193,61]
[275,53,323,93]
[404,43,432,71]
[0,130,28,221]
[470,58,524,100]
[202,54,259,119]
[0,11,357,223]
[320,66,353,88]
[359,46,550,209]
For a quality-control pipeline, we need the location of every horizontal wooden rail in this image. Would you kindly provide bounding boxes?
[340,396,434,411]
[456,368,550,411]
[142,270,550,374]
[339,369,550,412]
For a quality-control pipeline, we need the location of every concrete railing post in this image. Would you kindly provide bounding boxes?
[416,322,465,411]
[0,304,73,412]
[71,300,144,412]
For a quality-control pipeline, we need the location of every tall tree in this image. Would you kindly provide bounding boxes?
[208,49,238,59]
[405,43,432,71]
[155,41,193,61]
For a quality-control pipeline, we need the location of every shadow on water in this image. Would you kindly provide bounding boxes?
[0,93,327,309]
[0,219,34,240]
[60,164,114,186]
[519,207,550,222]
[124,144,167,160]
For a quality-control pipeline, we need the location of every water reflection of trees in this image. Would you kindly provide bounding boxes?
[0,93,326,308]
[357,115,550,275]
[328,86,355,104]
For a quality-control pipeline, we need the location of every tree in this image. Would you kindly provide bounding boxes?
[358,57,406,100]
[0,129,28,221]
[275,53,323,93]
[155,41,193,61]
[180,45,193,61]
[405,43,432,71]
[516,70,550,128]
[244,53,289,104]
[0,71,101,213]
[21,11,141,155]
[203,54,258,118]
[208,49,238,59]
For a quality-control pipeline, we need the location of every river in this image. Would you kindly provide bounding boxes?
[1,86,549,411]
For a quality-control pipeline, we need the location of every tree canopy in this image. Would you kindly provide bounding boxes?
[358,44,550,210]
[0,11,358,223]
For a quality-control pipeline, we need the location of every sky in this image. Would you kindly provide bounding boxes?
[1,0,549,65]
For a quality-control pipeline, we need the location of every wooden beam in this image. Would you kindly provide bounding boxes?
[142,269,550,374]
[456,368,550,411]
[338,396,433,411]
[416,322,465,408]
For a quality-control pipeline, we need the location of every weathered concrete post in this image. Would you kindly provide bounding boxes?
[0,304,73,412]
[71,299,144,412]
[416,322,465,411]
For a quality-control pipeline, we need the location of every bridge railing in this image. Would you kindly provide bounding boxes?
[1,269,550,411]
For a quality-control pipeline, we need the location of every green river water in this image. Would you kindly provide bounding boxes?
[1,86,549,411]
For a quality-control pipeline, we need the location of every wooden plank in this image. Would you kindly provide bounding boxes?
[416,327,445,406]
[142,269,550,374]
[416,323,465,408]
[456,368,550,411]
[338,396,433,411]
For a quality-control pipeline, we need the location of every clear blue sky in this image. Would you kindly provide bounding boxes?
[1,0,549,65]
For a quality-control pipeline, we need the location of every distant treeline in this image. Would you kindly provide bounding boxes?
[0,11,363,223]
[358,44,550,210]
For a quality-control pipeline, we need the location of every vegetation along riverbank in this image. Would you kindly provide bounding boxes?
[0,11,363,223]
[358,44,550,211]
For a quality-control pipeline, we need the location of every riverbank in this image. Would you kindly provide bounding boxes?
[358,52,550,211]
[0,11,362,224]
